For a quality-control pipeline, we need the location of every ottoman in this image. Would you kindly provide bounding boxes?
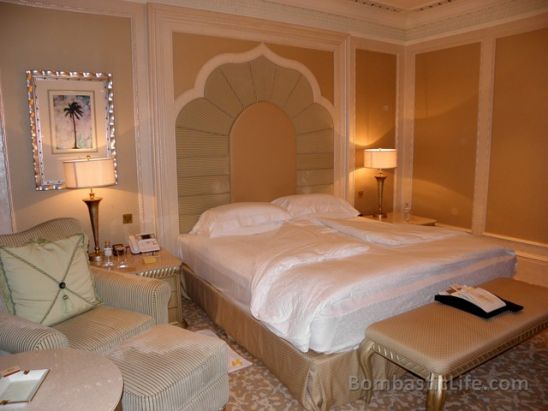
[359,278,548,411]
[107,324,229,411]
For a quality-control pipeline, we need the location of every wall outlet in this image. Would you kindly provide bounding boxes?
[122,213,133,224]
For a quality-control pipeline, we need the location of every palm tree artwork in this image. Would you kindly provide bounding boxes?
[64,101,84,149]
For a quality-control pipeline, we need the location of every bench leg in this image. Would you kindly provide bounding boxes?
[426,373,446,411]
[358,340,375,403]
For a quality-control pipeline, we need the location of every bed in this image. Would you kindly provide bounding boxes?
[178,196,515,410]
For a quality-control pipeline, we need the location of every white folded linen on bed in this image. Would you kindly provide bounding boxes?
[318,216,463,246]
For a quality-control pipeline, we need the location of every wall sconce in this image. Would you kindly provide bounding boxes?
[63,157,116,262]
[363,148,397,219]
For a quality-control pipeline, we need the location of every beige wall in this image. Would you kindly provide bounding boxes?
[0,3,139,244]
[486,28,548,244]
[230,102,296,202]
[172,32,334,103]
[354,49,397,215]
[413,43,480,229]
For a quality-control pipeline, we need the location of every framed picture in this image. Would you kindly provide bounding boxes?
[26,70,117,190]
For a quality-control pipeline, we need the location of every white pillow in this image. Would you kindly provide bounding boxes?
[190,202,291,238]
[272,193,360,219]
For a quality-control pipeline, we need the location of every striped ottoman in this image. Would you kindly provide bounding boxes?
[107,324,228,411]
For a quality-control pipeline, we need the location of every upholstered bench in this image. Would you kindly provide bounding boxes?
[359,278,548,411]
[107,324,229,411]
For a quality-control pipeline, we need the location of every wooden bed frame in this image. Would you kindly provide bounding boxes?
[182,264,402,411]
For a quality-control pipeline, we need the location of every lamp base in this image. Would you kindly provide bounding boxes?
[83,196,103,264]
[89,251,103,263]
[371,212,388,220]
[374,173,388,219]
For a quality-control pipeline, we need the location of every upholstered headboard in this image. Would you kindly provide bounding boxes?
[175,51,335,233]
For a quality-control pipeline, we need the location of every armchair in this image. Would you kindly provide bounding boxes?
[0,218,171,354]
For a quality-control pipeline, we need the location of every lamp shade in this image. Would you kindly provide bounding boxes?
[63,157,116,188]
[363,148,397,170]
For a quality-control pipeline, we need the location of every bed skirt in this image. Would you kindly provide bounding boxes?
[182,265,403,411]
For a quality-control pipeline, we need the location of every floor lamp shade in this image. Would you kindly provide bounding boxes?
[63,157,116,262]
[363,148,397,219]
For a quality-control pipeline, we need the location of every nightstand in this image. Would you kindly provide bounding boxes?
[93,249,183,325]
[364,212,437,226]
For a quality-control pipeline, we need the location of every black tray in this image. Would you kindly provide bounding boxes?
[434,294,523,318]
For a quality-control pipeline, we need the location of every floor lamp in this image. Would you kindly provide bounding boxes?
[363,148,397,219]
[64,157,116,262]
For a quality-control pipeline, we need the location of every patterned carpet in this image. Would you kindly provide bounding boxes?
[182,298,548,411]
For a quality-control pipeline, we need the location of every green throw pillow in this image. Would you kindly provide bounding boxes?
[0,234,98,326]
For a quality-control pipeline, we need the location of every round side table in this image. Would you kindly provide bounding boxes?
[0,348,123,411]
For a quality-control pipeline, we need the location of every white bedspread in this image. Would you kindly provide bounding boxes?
[319,217,462,245]
[179,220,515,353]
[250,223,369,348]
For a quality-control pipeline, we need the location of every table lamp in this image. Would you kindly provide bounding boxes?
[363,148,397,219]
[63,157,116,262]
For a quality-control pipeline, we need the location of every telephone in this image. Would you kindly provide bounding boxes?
[435,284,522,318]
[128,233,160,254]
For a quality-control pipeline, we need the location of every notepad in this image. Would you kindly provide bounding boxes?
[0,369,49,404]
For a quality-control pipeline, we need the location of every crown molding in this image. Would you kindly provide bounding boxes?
[11,0,548,45]
[405,0,548,43]
[151,0,548,45]
[149,2,347,51]
[265,0,406,28]
[267,0,548,43]
[131,0,407,43]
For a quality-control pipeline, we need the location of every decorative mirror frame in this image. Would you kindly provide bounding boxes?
[26,70,117,190]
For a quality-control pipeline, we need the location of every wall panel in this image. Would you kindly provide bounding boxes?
[413,43,480,228]
[354,49,397,215]
[486,28,548,244]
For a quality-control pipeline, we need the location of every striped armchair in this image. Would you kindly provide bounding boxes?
[0,218,171,354]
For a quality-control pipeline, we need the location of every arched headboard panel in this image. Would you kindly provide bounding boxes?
[175,46,334,232]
